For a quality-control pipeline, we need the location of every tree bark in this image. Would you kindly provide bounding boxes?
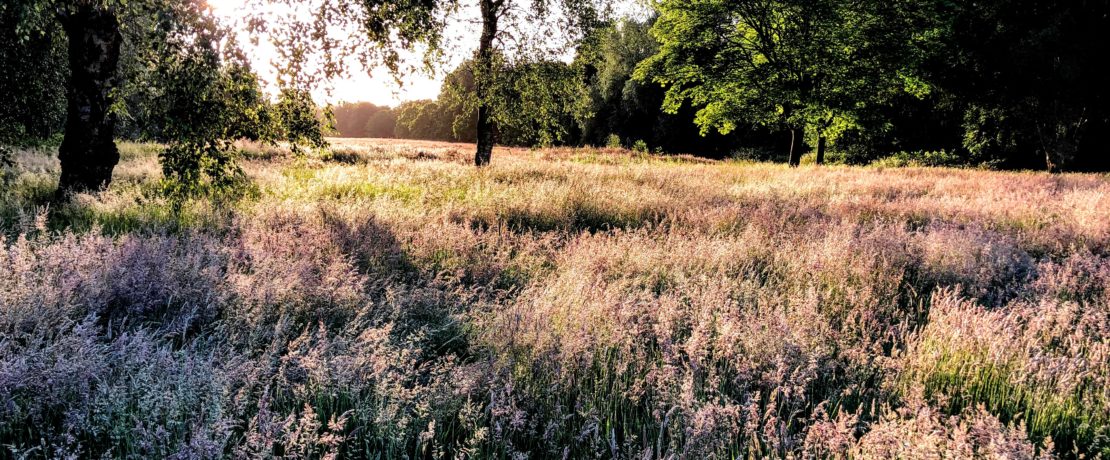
[816,135,827,165]
[788,126,803,167]
[474,0,501,167]
[55,5,123,197]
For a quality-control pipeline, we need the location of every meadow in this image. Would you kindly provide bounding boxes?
[1,138,1108,459]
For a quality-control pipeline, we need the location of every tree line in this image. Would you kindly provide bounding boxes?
[328,0,1110,171]
[2,0,1107,199]
[330,19,773,158]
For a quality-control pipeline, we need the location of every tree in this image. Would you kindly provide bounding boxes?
[6,0,460,197]
[0,5,66,147]
[637,0,926,166]
[257,0,452,137]
[274,88,329,155]
[332,102,391,138]
[328,102,399,140]
[471,0,607,165]
[574,19,658,148]
[441,58,582,147]
[6,0,135,194]
[261,0,611,164]
[395,100,453,141]
[54,3,124,193]
[141,3,280,197]
[573,18,757,156]
[439,60,480,143]
[433,56,598,148]
[365,110,399,139]
[929,0,1110,172]
[5,0,280,198]
[501,60,582,147]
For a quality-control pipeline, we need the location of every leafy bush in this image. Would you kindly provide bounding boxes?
[606,133,623,149]
[276,88,329,155]
[871,149,967,168]
[159,141,252,200]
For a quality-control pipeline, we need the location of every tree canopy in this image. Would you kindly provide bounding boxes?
[0,0,465,196]
[3,0,1108,187]
[637,0,928,165]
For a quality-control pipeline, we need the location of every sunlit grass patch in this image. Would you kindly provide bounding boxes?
[117,141,164,161]
[3,138,1110,458]
[49,194,235,235]
[566,149,712,166]
[312,179,423,203]
[900,293,1110,456]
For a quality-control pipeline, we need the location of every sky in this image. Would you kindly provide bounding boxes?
[206,0,466,107]
[206,0,648,108]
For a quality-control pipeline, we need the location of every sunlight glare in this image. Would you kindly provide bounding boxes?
[206,0,248,21]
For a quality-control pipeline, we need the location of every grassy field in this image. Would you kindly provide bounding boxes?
[1,138,1108,458]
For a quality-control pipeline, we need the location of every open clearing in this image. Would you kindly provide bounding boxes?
[2,138,1108,458]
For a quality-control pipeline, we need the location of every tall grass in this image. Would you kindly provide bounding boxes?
[1,138,1108,458]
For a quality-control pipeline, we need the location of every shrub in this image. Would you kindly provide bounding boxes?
[606,133,623,149]
[871,149,966,168]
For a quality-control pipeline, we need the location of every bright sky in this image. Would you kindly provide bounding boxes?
[206,0,647,107]
[206,0,465,107]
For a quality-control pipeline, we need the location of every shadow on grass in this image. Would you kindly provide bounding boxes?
[464,200,670,235]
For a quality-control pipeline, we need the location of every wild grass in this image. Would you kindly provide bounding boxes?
[1,138,1108,458]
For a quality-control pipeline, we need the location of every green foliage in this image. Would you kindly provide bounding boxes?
[410,57,583,147]
[3,0,295,197]
[496,60,581,147]
[870,150,966,168]
[261,0,452,90]
[438,60,480,142]
[395,100,455,141]
[573,18,764,156]
[159,143,249,200]
[275,88,329,155]
[366,110,399,139]
[638,0,924,153]
[0,5,66,146]
[929,0,1110,171]
[147,4,274,199]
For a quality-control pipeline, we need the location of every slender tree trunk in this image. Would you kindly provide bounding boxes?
[474,0,501,167]
[55,5,123,197]
[788,126,803,167]
[1039,114,1086,173]
[816,135,827,165]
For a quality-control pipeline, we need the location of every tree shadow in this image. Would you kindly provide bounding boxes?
[318,208,475,358]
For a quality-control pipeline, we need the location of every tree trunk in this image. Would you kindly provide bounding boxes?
[1040,116,1086,174]
[816,135,827,165]
[474,0,500,167]
[788,126,803,167]
[55,5,123,197]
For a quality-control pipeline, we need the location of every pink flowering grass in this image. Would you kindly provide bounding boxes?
[0,139,1107,458]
